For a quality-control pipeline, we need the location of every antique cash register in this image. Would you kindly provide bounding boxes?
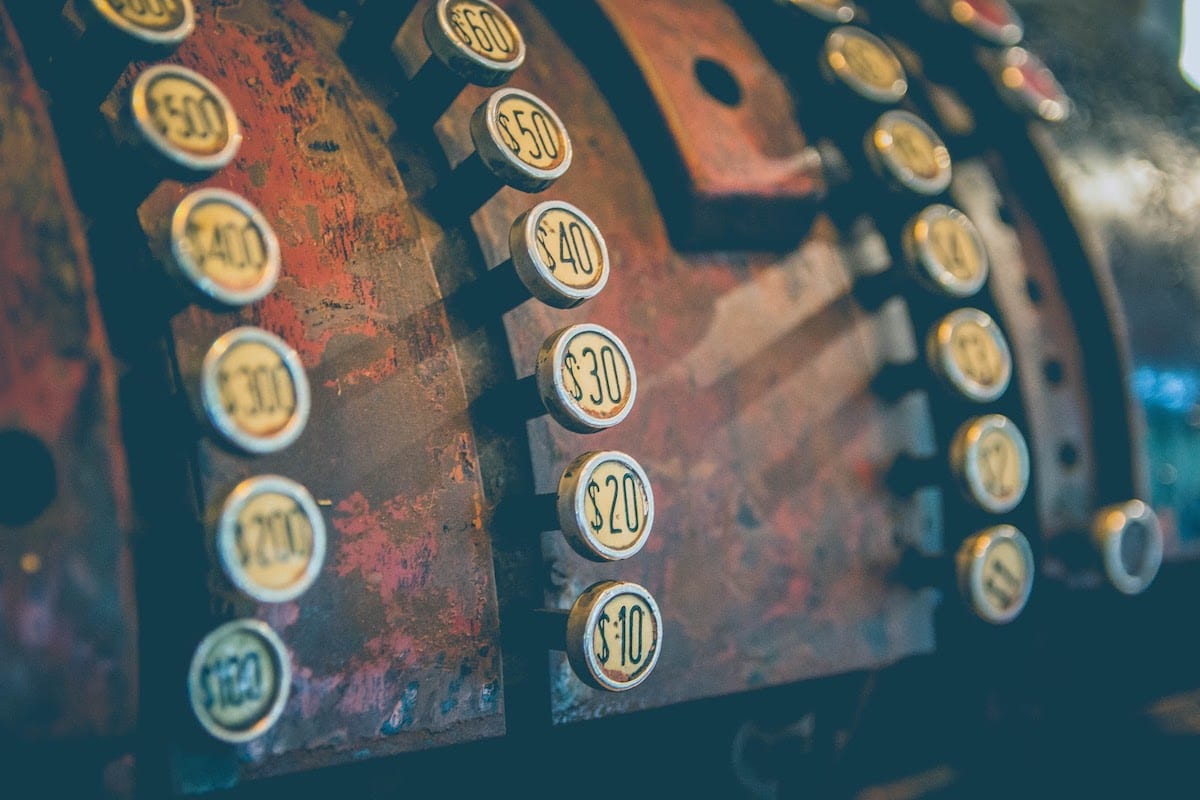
[2,0,1199,796]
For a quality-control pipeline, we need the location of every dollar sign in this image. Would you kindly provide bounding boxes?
[596,613,610,664]
[586,480,604,533]
[198,664,215,710]
[535,223,556,269]
[496,113,520,154]
[563,352,584,401]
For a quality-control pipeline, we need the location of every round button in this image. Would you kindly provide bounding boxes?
[903,204,989,297]
[821,26,907,104]
[926,308,1012,402]
[88,0,195,46]
[511,200,609,308]
[215,476,327,603]
[566,580,662,692]
[994,47,1070,123]
[187,619,291,743]
[425,0,526,86]
[535,323,637,433]
[781,0,856,23]
[557,451,654,562]
[200,327,311,455]
[168,189,280,308]
[950,414,1030,514]
[956,525,1034,624]
[130,64,242,173]
[866,110,952,195]
[470,88,572,193]
[1091,500,1164,596]
[924,0,1023,46]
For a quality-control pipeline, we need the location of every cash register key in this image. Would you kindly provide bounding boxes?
[188,619,291,743]
[821,26,908,104]
[472,87,572,191]
[557,451,655,562]
[436,88,573,215]
[949,414,1030,514]
[200,327,311,455]
[994,46,1071,123]
[1091,500,1165,596]
[424,0,525,86]
[865,110,953,196]
[83,0,195,47]
[956,525,1035,624]
[566,581,663,692]
[535,323,637,434]
[922,0,1024,47]
[402,0,527,126]
[903,204,990,298]
[215,475,327,604]
[166,188,280,309]
[926,308,1012,403]
[509,200,610,308]
[129,64,242,174]
[780,0,857,24]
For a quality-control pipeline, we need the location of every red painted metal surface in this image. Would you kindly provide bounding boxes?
[123,1,504,784]
[445,2,939,725]
[0,0,1156,792]
[587,0,825,249]
[0,3,138,740]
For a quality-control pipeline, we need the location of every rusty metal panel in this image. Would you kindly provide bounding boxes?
[446,2,939,725]
[120,0,504,786]
[0,3,138,740]
[572,0,824,249]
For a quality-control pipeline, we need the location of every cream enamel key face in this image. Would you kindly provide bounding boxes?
[928,309,1012,401]
[131,65,241,171]
[824,27,907,104]
[201,328,310,454]
[567,581,662,692]
[952,415,1030,513]
[559,451,654,561]
[905,205,988,297]
[217,476,326,603]
[91,0,194,44]
[514,201,609,307]
[171,189,279,307]
[473,88,572,192]
[958,526,1034,624]
[533,204,606,292]
[189,620,290,743]
[494,92,568,172]
[591,592,657,687]
[537,324,637,433]
[975,428,1024,504]
[441,0,523,65]
[869,111,952,195]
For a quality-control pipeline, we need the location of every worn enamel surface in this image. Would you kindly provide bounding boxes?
[129,0,504,783]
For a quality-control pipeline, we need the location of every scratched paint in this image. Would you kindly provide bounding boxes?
[458,3,938,724]
[125,0,503,785]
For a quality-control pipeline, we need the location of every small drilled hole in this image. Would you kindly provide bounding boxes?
[1025,278,1042,304]
[1043,359,1065,385]
[0,430,57,527]
[1058,442,1079,469]
[695,58,743,107]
